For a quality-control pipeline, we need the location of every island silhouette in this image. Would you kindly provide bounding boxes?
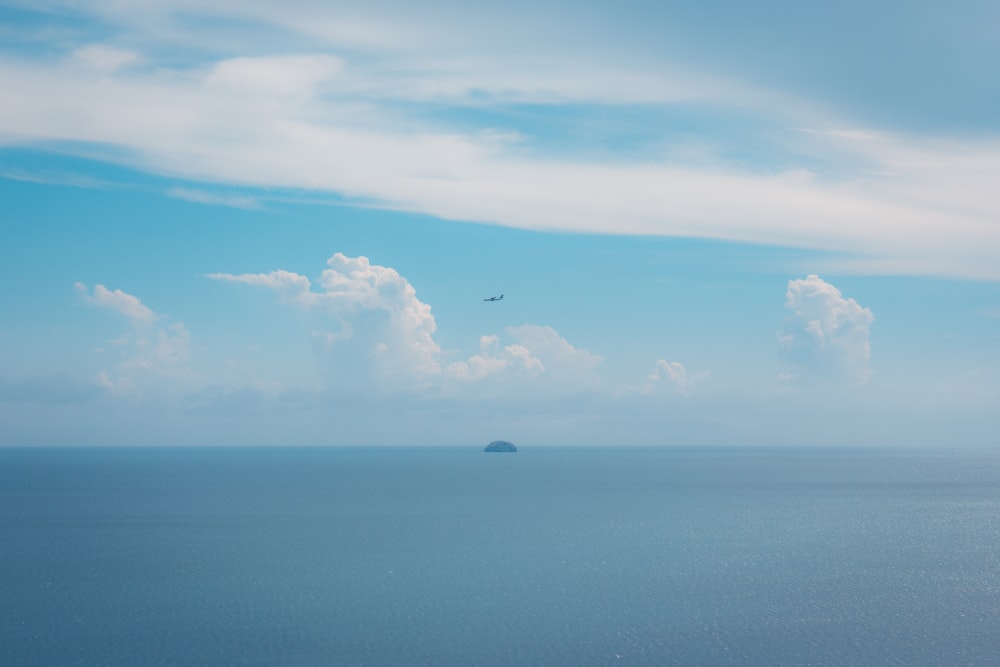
[483,440,517,452]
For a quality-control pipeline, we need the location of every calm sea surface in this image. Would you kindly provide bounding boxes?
[2,446,999,666]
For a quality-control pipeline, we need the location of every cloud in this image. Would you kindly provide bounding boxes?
[206,269,315,302]
[628,357,712,397]
[75,282,157,324]
[644,359,689,395]
[71,44,139,72]
[445,325,602,395]
[167,187,259,209]
[210,254,605,397]
[77,282,191,392]
[778,274,874,385]
[1,168,112,189]
[206,54,344,96]
[443,335,521,381]
[0,4,997,278]
[120,322,192,373]
[210,253,440,390]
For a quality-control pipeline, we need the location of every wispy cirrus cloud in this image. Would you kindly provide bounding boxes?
[205,54,344,96]
[70,44,139,72]
[2,3,998,278]
[167,187,259,209]
[1,168,112,189]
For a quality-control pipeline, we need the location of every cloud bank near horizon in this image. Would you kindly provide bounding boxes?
[148,256,880,405]
[1,258,988,446]
[208,253,607,398]
[1,2,999,279]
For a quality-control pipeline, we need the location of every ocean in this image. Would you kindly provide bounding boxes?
[2,446,999,666]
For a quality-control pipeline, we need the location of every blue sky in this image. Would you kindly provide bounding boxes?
[1,0,997,446]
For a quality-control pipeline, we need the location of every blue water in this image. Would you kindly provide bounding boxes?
[2,446,999,666]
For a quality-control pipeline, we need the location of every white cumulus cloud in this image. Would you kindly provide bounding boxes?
[210,253,441,390]
[779,274,875,385]
[644,359,689,395]
[210,254,605,397]
[445,325,602,396]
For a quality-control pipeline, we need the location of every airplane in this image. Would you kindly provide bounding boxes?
[483,294,504,302]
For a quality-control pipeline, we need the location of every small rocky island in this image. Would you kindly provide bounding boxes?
[484,440,517,453]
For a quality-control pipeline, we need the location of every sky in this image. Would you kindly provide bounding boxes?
[1,0,998,446]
